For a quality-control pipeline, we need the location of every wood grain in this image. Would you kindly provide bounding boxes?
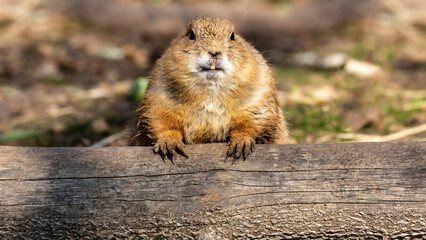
[0,142,425,239]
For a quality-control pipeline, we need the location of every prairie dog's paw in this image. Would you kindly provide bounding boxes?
[226,134,255,163]
[153,136,188,162]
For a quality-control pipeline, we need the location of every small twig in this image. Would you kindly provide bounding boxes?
[349,124,426,142]
[327,124,426,143]
[91,130,128,147]
[382,89,426,99]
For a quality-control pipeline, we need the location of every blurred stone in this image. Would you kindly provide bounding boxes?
[293,51,318,67]
[294,52,347,69]
[344,59,382,78]
[283,86,338,106]
[319,52,347,69]
[91,118,109,133]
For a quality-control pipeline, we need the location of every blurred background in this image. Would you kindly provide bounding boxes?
[0,0,425,147]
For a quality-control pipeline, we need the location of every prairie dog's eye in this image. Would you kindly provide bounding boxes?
[189,30,196,40]
[230,32,235,41]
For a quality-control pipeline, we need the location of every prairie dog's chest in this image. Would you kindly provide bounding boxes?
[183,98,230,144]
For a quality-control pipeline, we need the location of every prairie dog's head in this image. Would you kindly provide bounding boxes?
[180,18,237,80]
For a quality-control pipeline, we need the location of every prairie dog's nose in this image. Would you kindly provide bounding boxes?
[209,51,221,57]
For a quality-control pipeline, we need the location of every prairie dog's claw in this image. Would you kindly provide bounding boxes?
[153,139,187,162]
[226,135,255,163]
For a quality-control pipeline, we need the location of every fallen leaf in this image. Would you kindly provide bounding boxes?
[345,108,382,132]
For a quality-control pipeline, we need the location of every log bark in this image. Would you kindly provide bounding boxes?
[0,142,425,239]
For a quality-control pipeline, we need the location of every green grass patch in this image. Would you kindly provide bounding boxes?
[386,106,421,126]
[0,130,38,141]
[286,104,343,142]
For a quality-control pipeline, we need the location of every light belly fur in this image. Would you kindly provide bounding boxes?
[183,100,229,143]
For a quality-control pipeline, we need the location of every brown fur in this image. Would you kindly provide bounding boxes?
[130,17,289,160]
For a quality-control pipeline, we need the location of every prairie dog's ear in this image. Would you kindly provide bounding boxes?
[186,22,195,40]
[189,30,196,40]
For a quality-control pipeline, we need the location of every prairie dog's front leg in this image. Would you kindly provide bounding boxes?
[226,115,259,162]
[142,96,188,161]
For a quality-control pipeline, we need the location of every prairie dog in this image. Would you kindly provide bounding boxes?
[130,17,289,161]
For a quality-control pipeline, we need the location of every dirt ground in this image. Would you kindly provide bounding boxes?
[0,0,425,147]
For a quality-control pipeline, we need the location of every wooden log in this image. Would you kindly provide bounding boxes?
[0,142,425,239]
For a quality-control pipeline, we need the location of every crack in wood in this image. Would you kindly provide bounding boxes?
[0,167,417,182]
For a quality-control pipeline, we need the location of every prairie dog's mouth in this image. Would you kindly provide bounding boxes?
[195,55,230,78]
[199,58,223,72]
[200,66,223,72]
